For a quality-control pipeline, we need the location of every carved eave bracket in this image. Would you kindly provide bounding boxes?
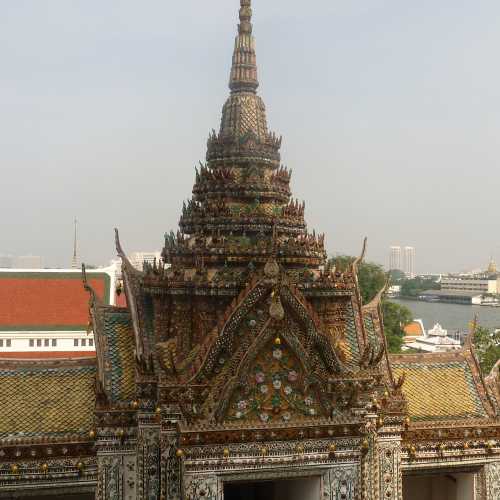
[360,277,397,390]
[115,228,147,362]
[463,320,500,418]
[484,359,500,414]
[82,263,106,391]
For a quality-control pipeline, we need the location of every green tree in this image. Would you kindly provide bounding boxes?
[382,301,413,353]
[400,277,439,298]
[473,326,500,374]
[329,255,413,353]
[388,269,406,283]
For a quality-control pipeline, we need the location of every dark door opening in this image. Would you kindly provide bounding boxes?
[224,477,320,500]
[403,472,475,500]
[225,481,275,500]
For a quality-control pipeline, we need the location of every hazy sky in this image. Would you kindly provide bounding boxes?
[2,0,500,273]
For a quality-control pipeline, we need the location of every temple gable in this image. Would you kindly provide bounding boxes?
[223,336,327,424]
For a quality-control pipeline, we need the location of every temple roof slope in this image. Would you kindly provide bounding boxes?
[390,348,499,424]
[93,306,136,405]
[84,263,137,405]
[0,358,96,439]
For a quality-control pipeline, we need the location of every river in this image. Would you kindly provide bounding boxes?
[390,299,500,333]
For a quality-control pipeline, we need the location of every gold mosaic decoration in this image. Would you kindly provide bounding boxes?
[392,363,485,420]
[112,319,136,401]
[0,366,95,436]
[225,337,323,423]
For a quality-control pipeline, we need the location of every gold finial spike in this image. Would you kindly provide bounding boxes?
[229,0,258,93]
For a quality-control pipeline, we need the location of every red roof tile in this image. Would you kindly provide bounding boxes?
[0,271,110,330]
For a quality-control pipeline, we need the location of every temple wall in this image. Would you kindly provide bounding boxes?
[485,461,500,500]
[136,424,160,499]
[376,437,403,500]
[96,453,136,500]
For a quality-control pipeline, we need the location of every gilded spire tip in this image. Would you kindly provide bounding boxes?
[239,0,253,35]
[229,0,258,92]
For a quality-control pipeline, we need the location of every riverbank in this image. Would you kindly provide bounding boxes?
[390,298,500,332]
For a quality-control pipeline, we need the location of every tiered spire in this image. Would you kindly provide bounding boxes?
[160,0,327,276]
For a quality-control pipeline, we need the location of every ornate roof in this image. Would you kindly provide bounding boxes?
[95,0,497,472]
[0,358,96,439]
[391,348,499,424]
[102,2,406,437]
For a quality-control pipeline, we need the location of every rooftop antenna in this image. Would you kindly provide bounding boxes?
[71,218,78,269]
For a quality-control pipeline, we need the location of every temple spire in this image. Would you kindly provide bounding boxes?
[229,0,259,93]
[71,218,78,269]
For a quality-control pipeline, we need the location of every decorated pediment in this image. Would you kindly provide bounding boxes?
[224,335,326,424]
[197,282,348,384]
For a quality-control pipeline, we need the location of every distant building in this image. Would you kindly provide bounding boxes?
[0,255,13,268]
[416,273,442,282]
[0,262,121,358]
[128,251,162,271]
[404,246,415,278]
[441,275,500,294]
[403,321,462,353]
[15,255,43,269]
[389,246,402,271]
[387,284,401,298]
[419,289,484,305]
[487,258,497,274]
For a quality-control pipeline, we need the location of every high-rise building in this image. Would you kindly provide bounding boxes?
[404,246,416,278]
[389,246,402,271]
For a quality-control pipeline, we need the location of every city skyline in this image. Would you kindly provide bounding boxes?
[2,1,500,273]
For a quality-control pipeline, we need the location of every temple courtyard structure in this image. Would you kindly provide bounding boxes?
[0,1,499,499]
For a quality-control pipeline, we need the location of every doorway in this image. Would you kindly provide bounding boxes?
[224,476,321,500]
[403,471,475,500]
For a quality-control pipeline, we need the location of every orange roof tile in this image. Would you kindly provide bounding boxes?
[404,321,424,337]
[0,271,110,331]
